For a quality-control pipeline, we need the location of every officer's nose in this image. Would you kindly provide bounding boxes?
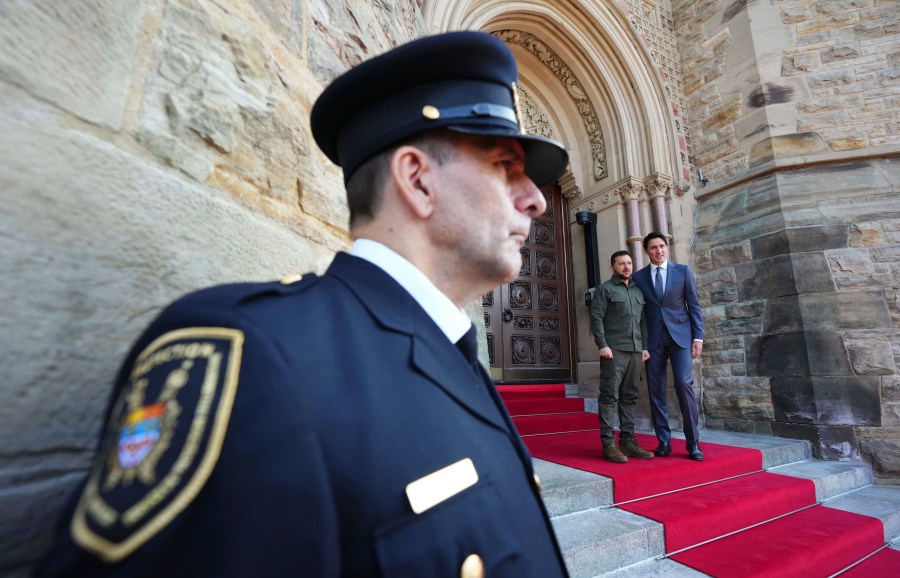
[515,177,547,218]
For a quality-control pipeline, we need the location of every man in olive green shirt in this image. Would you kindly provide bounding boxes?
[590,251,654,462]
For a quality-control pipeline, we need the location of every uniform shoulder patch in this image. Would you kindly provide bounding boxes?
[71,327,244,562]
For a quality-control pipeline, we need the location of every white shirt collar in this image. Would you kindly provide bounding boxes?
[653,260,669,272]
[350,239,472,343]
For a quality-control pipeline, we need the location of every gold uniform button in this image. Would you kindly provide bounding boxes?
[422,105,440,120]
[533,473,543,492]
[460,553,484,578]
[279,273,303,285]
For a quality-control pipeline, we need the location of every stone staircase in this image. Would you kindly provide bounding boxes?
[534,429,900,577]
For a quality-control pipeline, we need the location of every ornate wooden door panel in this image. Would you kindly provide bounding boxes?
[484,187,572,383]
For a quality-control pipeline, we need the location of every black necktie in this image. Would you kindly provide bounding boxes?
[655,266,664,301]
[456,326,479,366]
[456,326,495,393]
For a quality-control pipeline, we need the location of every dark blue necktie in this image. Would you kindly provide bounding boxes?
[456,326,479,365]
[655,266,664,301]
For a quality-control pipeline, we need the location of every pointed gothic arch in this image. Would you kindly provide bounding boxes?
[422,0,686,199]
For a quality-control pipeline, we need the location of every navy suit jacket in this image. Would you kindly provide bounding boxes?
[38,253,567,578]
[633,261,704,351]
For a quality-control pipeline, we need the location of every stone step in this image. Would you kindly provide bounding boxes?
[551,506,664,578]
[824,484,900,544]
[534,428,900,577]
[534,459,613,517]
[770,458,873,501]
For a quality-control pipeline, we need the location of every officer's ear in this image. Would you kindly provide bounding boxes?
[391,144,436,220]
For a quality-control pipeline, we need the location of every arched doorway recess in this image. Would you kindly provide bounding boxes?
[423,0,691,385]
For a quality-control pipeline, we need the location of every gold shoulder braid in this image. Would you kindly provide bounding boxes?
[71,327,244,562]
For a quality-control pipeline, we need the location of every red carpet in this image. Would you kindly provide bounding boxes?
[840,548,900,577]
[498,384,895,577]
[523,430,762,502]
[671,506,885,577]
[621,472,816,551]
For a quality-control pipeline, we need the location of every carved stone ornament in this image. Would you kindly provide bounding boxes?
[495,30,607,181]
[645,174,672,199]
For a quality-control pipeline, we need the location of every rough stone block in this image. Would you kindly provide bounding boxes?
[749,333,809,377]
[805,331,853,375]
[694,249,713,274]
[771,423,861,460]
[750,330,854,376]
[849,222,887,247]
[872,246,900,263]
[710,284,739,303]
[847,341,898,375]
[713,376,769,390]
[795,253,840,294]
[716,316,765,336]
[799,290,893,330]
[726,300,766,319]
[883,377,900,427]
[735,253,835,300]
[835,273,895,291]
[703,364,734,378]
[711,240,752,268]
[709,349,745,365]
[704,336,745,352]
[814,376,881,426]
[762,295,803,335]
[856,427,900,478]
[704,388,775,420]
[772,376,817,424]
[783,52,821,75]
[735,255,798,299]
[0,0,144,130]
[751,224,849,258]
[702,305,727,323]
[827,248,875,276]
[697,267,737,287]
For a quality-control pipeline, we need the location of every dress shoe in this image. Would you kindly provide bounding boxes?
[687,443,704,461]
[602,444,628,463]
[653,442,671,457]
[620,440,654,459]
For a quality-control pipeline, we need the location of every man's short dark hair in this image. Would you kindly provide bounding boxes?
[610,250,632,266]
[345,130,459,229]
[642,231,668,250]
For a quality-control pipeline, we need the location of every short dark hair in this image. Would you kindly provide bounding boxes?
[345,130,459,229]
[610,250,632,266]
[642,231,668,250]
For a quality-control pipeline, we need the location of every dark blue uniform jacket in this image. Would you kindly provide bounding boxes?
[38,253,568,577]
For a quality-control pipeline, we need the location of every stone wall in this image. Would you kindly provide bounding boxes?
[674,0,900,482]
[0,0,425,573]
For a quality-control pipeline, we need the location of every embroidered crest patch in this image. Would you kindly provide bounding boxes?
[71,327,244,561]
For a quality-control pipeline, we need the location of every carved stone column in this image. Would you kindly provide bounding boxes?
[616,180,646,269]
[645,174,672,239]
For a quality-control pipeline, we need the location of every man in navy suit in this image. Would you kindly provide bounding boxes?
[632,232,705,461]
[37,32,570,577]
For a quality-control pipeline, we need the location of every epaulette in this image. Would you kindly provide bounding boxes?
[172,273,322,309]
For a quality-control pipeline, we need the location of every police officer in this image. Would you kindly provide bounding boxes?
[37,31,570,577]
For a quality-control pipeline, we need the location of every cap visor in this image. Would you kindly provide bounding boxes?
[446,126,568,188]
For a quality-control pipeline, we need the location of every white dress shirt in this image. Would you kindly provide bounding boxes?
[351,239,472,343]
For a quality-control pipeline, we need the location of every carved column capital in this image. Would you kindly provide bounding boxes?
[616,180,646,202]
[644,173,672,200]
[558,169,582,200]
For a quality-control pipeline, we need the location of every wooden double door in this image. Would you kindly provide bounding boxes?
[483,186,572,383]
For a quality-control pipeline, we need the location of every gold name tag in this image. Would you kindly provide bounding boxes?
[406,458,479,514]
